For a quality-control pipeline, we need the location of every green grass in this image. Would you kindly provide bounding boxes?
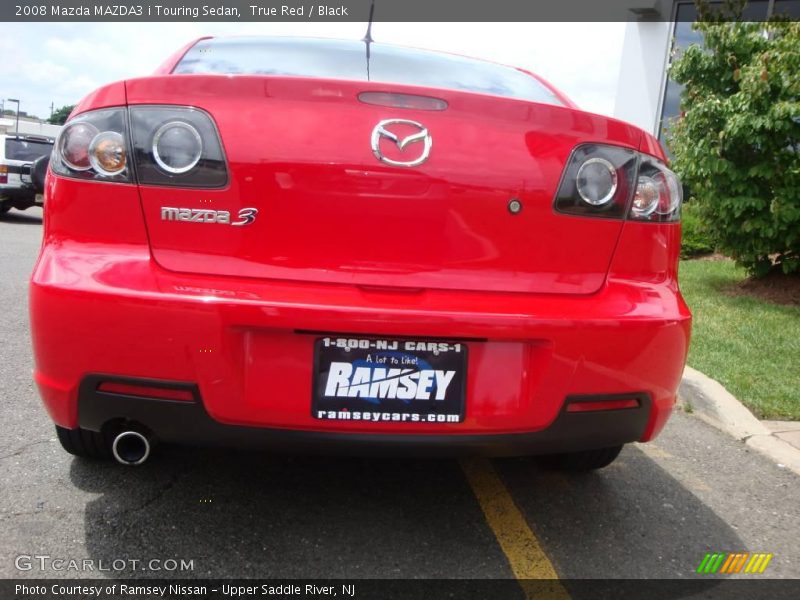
[679,259,800,420]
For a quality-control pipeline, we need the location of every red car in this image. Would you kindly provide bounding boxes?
[30,36,691,469]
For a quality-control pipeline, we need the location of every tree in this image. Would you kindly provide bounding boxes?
[668,1,800,276]
[47,105,75,126]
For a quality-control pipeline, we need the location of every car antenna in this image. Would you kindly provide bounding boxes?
[363,0,375,80]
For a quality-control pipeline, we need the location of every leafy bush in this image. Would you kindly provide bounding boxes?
[668,1,800,276]
[681,203,715,258]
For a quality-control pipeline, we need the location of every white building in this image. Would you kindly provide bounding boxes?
[614,20,674,136]
[0,116,62,138]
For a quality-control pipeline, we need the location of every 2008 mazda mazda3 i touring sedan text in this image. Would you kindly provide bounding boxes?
[30,36,691,469]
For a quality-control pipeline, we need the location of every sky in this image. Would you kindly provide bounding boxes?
[0,22,627,120]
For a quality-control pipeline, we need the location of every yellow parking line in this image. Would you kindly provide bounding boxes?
[460,458,570,599]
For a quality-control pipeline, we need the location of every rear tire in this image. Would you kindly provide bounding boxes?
[541,445,623,471]
[55,426,112,460]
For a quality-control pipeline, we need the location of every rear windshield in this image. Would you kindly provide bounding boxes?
[5,138,53,162]
[174,37,565,107]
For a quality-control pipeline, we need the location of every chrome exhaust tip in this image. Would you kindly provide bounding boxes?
[111,430,151,466]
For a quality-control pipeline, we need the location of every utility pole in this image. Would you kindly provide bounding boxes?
[49,102,55,119]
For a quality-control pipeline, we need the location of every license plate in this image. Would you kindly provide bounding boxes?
[312,336,467,424]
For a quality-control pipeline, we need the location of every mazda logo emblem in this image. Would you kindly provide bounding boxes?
[370,119,432,167]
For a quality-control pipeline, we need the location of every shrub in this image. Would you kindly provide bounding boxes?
[667,2,800,277]
[681,203,715,258]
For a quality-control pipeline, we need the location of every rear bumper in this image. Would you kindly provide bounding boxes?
[78,375,651,457]
[30,241,691,455]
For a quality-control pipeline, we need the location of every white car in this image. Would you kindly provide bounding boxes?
[0,133,54,213]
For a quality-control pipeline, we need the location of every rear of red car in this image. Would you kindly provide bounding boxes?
[30,37,691,466]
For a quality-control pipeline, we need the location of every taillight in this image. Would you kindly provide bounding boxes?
[151,121,202,174]
[629,155,682,222]
[52,109,130,182]
[51,105,227,189]
[89,132,127,177]
[129,106,227,188]
[555,144,638,219]
[0,165,7,184]
[60,122,98,171]
[554,143,682,222]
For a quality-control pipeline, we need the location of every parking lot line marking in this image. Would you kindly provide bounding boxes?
[460,458,570,598]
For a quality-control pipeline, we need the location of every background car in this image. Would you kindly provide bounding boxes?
[0,133,53,213]
[31,36,691,470]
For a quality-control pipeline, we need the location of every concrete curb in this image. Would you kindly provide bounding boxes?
[678,366,800,477]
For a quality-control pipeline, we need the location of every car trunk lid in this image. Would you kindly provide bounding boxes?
[126,75,642,295]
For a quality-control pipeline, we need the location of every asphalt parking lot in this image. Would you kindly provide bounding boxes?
[1,208,799,588]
